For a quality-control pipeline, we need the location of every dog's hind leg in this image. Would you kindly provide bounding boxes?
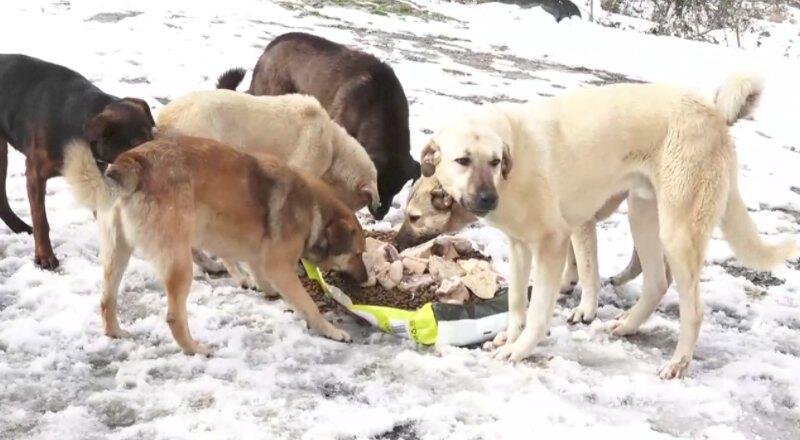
[656,184,720,379]
[160,250,209,356]
[191,249,226,274]
[568,222,601,324]
[559,241,578,293]
[0,137,32,234]
[608,248,641,286]
[98,211,133,338]
[219,257,269,294]
[610,195,669,336]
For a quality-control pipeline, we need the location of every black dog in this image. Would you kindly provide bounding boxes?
[217,32,420,220]
[0,54,155,269]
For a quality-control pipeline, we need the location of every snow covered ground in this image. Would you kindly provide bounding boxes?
[1,1,799,439]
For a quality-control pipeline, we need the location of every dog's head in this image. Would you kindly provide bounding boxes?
[307,212,368,284]
[420,123,512,217]
[83,97,156,170]
[395,175,477,250]
[372,156,421,220]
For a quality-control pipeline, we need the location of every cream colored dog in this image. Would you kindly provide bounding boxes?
[421,73,796,378]
[157,89,378,212]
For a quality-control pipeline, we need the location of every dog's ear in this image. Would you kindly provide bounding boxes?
[420,140,441,178]
[501,142,513,180]
[406,158,422,181]
[360,181,380,212]
[430,185,454,210]
[325,218,353,255]
[83,112,115,142]
[122,97,156,127]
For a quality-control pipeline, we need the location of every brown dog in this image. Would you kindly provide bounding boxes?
[217,32,420,219]
[64,136,367,354]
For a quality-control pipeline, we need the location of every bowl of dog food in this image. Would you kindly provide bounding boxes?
[301,231,510,346]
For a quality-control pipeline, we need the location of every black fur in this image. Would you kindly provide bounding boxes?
[0,54,154,268]
[220,32,420,219]
[216,68,247,91]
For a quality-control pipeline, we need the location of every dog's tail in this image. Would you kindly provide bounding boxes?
[720,174,798,270]
[714,73,763,125]
[216,68,247,90]
[62,140,117,210]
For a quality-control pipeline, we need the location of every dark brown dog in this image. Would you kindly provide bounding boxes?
[0,54,155,269]
[76,136,368,353]
[217,32,420,220]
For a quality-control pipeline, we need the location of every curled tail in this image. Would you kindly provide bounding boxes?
[216,68,246,90]
[62,140,116,210]
[714,73,763,125]
[720,177,798,270]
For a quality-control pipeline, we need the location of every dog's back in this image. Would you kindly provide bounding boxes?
[157,89,378,212]
[0,54,108,153]
[239,32,418,218]
[109,137,314,248]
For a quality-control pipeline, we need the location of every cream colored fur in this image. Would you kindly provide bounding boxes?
[714,73,763,125]
[62,140,116,210]
[425,73,796,379]
[156,89,378,211]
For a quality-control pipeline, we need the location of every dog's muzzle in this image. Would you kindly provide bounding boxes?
[462,190,498,217]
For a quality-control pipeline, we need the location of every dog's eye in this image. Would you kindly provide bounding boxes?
[455,157,471,166]
[489,158,501,167]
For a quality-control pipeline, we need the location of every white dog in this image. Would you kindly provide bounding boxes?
[421,73,796,378]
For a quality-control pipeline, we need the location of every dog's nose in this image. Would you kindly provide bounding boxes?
[477,190,498,211]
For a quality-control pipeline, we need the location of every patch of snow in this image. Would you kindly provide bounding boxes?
[0,0,799,438]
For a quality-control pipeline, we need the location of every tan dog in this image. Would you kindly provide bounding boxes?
[158,90,378,287]
[421,73,796,378]
[157,89,378,212]
[63,137,368,354]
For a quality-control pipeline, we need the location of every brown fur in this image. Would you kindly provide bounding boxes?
[99,137,367,353]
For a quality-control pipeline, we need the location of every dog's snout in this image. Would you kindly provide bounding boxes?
[477,190,498,211]
[350,255,369,284]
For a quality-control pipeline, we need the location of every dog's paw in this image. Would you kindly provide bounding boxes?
[105,327,132,339]
[609,312,639,336]
[491,338,535,363]
[568,303,597,324]
[483,330,510,351]
[9,219,32,235]
[324,326,352,343]
[35,252,59,270]
[260,283,281,298]
[184,343,212,357]
[559,280,577,294]
[658,356,691,380]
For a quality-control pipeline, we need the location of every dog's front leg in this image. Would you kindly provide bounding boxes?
[484,237,532,350]
[494,233,568,362]
[253,262,351,342]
